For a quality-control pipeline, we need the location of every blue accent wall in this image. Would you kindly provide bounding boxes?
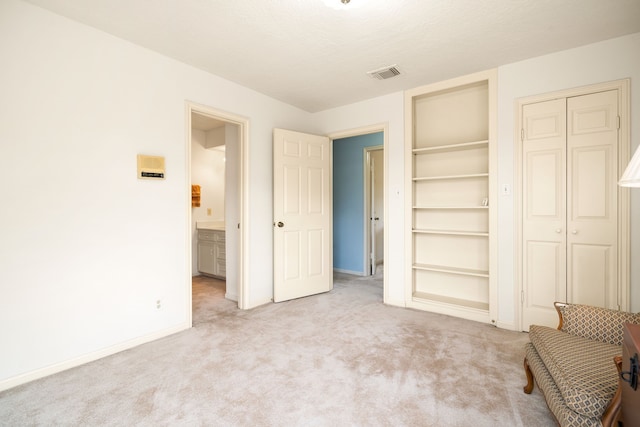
[333,132,383,274]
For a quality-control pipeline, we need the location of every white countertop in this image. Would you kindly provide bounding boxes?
[196,221,225,231]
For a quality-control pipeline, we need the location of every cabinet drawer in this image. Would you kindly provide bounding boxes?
[198,230,224,242]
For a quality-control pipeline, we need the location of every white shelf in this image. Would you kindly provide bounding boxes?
[412,292,489,312]
[413,229,488,237]
[412,263,489,278]
[413,173,488,182]
[406,70,495,325]
[413,140,488,154]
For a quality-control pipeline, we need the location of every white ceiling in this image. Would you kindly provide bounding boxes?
[25,0,640,112]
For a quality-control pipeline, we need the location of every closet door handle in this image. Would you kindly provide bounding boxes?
[555,229,562,234]
[572,230,578,235]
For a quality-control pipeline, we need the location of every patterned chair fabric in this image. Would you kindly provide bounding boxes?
[525,343,601,427]
[524,303,640,427]
[529,325,620,418]
[558,303,640,346]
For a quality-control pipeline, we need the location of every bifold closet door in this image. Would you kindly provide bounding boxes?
[522,98,567,329]
[522,90,619,329]
[566,90,618,309]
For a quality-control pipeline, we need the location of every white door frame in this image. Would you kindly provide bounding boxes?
[329,124,389,302]
[185,101,250,320]
[364,145,383,276]
[514,79,631,331]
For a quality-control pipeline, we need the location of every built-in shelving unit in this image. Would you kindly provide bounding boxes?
[404,70,497,324]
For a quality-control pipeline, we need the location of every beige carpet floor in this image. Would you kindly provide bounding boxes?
[0,272,555,426]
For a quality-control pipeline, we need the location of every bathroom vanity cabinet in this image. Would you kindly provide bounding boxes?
[197,229,226,279]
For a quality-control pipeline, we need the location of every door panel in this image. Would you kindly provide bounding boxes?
[308,229,324,277]
[284,166,300,214]
[573,147,610,218]
[284,231,300,280]
[528,150,563,218]
[527,241,563,308]
[273,129,332,302]
[308,167,324,214]
[570,243,611,307]
[567,90,618,309]
[522,99,567,329]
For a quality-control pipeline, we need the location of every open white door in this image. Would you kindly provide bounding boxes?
[364,147,384,276]
[370,155,377,275]
[273,128,332,302]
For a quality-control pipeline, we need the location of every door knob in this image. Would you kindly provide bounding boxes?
[555,229,562,233]
[572,230,578,234]
[277,221,284,228]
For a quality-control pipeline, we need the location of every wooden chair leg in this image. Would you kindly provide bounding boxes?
[523,356,535,394]
[601,356,623,427]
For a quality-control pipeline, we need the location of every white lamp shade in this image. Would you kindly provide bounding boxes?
[619,145,640,187]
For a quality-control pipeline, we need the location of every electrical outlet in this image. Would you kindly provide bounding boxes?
[207,208,212,216]
[501,184,511,196]
[156,299,161,309]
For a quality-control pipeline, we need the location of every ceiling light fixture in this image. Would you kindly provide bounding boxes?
[322,0,360,10]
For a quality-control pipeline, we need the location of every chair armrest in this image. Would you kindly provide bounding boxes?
[554,301,567,331]
[554,301,639,346]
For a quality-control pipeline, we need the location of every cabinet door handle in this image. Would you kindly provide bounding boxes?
[555,229,562,233]
[572,230,578,235]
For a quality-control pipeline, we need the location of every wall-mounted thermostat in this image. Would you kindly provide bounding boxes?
[137,154,165,179]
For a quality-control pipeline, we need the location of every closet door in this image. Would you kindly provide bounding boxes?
[521,89,620,330]
[521,99,567,329]
[566,90,618,309]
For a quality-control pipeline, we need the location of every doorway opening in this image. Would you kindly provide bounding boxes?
[330,125,388,302]
[186,102,249,325]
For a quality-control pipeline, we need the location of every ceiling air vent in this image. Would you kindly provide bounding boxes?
[367,65,401,80]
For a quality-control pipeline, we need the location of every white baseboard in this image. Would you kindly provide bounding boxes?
[496,320,517,331]
[0,322,190,392]
[246,297,273,309]
[333,268,366,276]
[383,298,406,308]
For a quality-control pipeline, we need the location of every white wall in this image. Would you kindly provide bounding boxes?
[496,33,640,326]
[0,0,311,390]
[190,129,225,275]
[314,32,640,327]
[312,93,406,306]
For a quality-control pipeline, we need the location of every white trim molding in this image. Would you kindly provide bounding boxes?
[185,101,250,310]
